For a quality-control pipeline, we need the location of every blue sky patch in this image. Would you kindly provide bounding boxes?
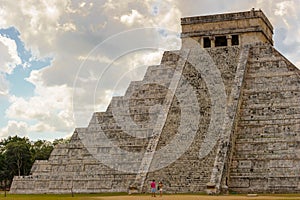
[0,27,52,97]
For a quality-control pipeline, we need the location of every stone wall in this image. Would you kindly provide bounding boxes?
[10,132,136,194]
[144,46,241,193]
[228,44,300,193]
[181,10,273,46]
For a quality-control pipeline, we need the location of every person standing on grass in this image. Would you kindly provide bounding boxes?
[158,181,163,197]
[150,180,156,197]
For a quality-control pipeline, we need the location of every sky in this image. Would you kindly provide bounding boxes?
[0,0,299,141]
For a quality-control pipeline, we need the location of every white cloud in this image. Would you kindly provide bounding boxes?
[270,0,300,65]
[79,2,86,8]
[102,0,117,10]
[120,10,144,26]
[106,0,181,31]
[0,35,21,74]
[274,1,294,16]
[0,35,20,97]
[5,70,74,133]
[58,22,77,32]
[0,7,7,27]
[78,54,114,64]
[0,73,9,96]
[0,120,28,138]
[30,122,54,133]
[0,0,70,58]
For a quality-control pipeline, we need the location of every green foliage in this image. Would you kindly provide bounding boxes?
[53,138,70,146]
[31,140,54,161]
[0,153,9,180]
[5,139,32,176]
[0,135,69,190]
[1,137,31,180]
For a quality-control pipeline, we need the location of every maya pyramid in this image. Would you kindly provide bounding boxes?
[11,9,300,194]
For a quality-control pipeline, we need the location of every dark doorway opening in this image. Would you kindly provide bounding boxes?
[215,36,227,47]
[203,37,211,48]
[232,35,239,46]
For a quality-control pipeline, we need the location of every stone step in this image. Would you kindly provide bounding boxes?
[143,64,177,81]
[161,50,182,62]
[129,49,190,193]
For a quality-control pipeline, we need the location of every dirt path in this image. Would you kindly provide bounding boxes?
[94,194,300,200]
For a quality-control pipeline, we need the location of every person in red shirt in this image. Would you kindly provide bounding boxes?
[150,180,156,197]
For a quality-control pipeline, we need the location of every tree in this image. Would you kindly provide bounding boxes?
[31,140,54,161]
[5,140,32,176]
[0,135,66,192]
[0,135,30,146]
[0,151,11,196]
[53,137,70,146]
[0,136,33,177]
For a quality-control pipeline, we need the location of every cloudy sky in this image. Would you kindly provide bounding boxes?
[0,0,299,141]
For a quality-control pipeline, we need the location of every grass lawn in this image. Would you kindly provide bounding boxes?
[0,192,125,200]
[0,193,299,200]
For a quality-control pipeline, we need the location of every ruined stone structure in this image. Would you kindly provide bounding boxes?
[10,9,300,194]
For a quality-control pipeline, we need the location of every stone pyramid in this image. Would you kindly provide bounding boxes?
[10,9,300,194]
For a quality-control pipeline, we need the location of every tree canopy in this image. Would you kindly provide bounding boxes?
[0,135,69,190]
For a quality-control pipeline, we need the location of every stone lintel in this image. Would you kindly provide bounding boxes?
[181,9,273,33]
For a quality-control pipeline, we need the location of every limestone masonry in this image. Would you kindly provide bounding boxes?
[10,9,300,194]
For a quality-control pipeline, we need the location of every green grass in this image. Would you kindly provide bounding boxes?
[0,192,127,200]
[0,192,299,200]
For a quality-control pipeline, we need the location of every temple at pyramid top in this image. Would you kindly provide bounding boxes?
[181,9,274,48]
